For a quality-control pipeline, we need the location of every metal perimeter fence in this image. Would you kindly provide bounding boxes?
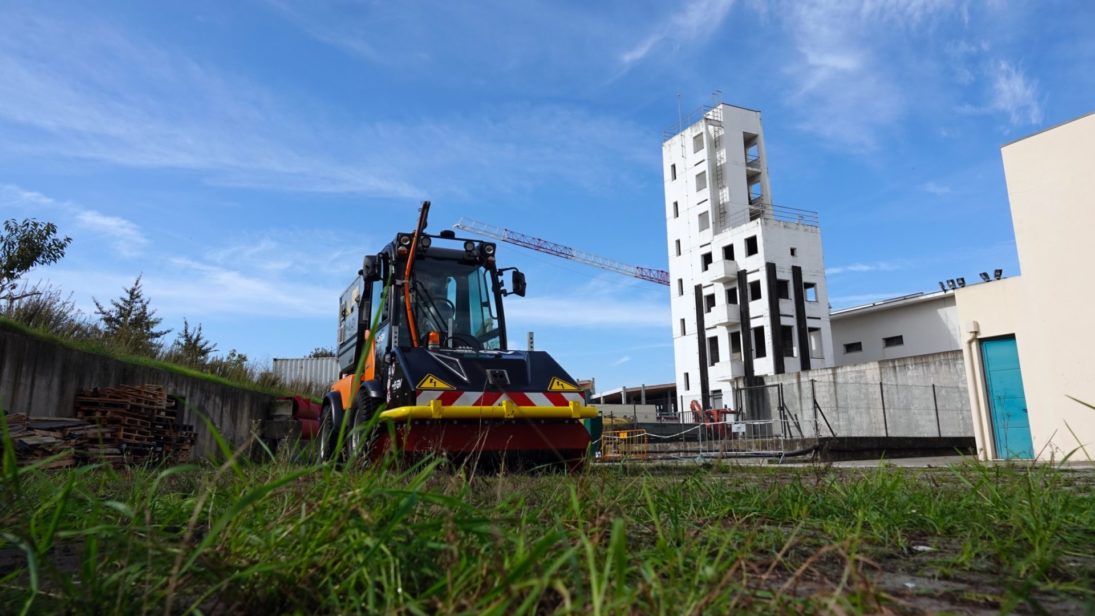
[592,380,974,461]
[670,380,973,440]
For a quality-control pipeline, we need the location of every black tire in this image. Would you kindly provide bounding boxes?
[317,402,343,463]
[348,388,381,462]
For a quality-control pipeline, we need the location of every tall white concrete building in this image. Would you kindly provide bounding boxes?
[663,104,833,411]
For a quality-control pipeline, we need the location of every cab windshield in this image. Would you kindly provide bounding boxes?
[410,257,502,350]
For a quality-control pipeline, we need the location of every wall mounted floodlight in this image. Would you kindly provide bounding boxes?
[946,279,957,290]
[957,277,966,288]
[994,269,1003,280]
[980,272,991,282]
[938,281,947,292]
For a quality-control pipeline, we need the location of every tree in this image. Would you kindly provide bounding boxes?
[308,346,336,358]
[93,275,170,356]
[0,218,72,301]
[171,319,217,367]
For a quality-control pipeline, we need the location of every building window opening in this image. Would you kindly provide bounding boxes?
[679,318,686,336]
[727,287,738,305]
[808,327,824,359]
[883,335,904,348]
[684,372,690,391]
[701,252,713,271]
[693,132,704,154]
[780,325,795,357]
[790,247,797,257]
[844,341,863,354]
[730,330,742,356]
[748,279,762,301]
[673,201,679,218]
[753,326,767,358]
[744,135,759,163]
[677,279,684,296]
[695,170,707,192]
[804,282,818,302]
[704,293,715,313]
[675,239,681,256]
[723,244,735,261]
[698,211,710,232]
[777,279,790,300]
[707,336,720,366]
[670,164,677,181]
[745,235,758,256]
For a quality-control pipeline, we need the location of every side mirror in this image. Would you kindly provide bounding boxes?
[362,256,380,282]
[511,270,526,297]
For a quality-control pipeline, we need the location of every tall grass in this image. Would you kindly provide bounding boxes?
[2,404,1094,613]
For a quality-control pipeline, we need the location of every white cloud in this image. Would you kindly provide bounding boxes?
[921,181,953,196]
[774,0,968,149]
[620,0,736,64]
[612,355,632,366]
[1,183,147,258]
[507,295,669,329]
[75,210,148,257]
[989,60,1044,127]
[826,261,904,275]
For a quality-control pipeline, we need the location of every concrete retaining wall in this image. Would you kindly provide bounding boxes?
[754,351,974,438]
[0,324,275,459]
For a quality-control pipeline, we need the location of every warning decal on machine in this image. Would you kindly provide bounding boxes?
[547,377,581,392]
[416,374,456,391]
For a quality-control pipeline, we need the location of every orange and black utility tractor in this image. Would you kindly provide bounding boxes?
[319,201,597,469]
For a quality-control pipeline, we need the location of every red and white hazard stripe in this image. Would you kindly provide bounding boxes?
[416,390,584,407]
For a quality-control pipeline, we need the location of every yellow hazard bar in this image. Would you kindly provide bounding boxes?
[378,399,598,421]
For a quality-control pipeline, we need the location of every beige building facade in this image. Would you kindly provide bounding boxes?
[956,111,1095,461]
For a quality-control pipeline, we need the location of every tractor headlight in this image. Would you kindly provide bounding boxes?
[419,236,432,249]
[481,243,496,256]
[464,240,476,253]
[398,235,412,247]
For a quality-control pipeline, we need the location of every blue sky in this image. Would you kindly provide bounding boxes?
[3,1,1093,392]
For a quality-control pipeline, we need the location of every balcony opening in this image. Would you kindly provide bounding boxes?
[723,243,735,261]
[730,330,742,357]
[777,279,790,300]
[701,251,713,271]
[781,325,795,357]
[748,279,762,301]
[726,286,738,305]
[745,235,758,256]
[753,326,767,358]
[704,293,715,313]
[707,336,720,366]
[744,133,759,164]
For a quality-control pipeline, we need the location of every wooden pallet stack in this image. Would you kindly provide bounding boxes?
[74,385,196,464]
[2,414,129,469]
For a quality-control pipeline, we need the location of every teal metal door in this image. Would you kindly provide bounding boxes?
[981,336,1034,459]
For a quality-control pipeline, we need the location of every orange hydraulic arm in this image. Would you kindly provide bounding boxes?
[403,201,431,348]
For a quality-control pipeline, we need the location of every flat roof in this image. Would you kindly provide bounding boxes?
[593,382,676,400]
[1002,108,1095,148]
[831,289,954,319]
